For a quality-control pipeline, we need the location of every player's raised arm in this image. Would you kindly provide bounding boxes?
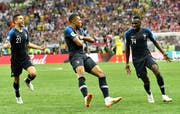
[146,28,172,62]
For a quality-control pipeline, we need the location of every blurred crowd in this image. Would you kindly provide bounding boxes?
[0,0,179,55]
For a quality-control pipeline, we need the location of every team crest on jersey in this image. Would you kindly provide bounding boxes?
[143,33,147,40]
[25,33,28,39]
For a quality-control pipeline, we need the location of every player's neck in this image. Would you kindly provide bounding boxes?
[15,25,23,32]
[69,24,79,34]
[69,24,75,29]
[134,28,141,32]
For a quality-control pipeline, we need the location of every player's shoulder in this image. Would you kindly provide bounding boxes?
[142,27,151,33]
[22,27,28,33]
[64,26,73,33]
[124,28,133,35]
[7,28,16,40]
[8,27,17,37]
[9,27,16,34]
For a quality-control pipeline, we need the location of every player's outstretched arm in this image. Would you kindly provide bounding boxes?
[162,53,172,62]
[28,42,46,50]
[153,41,172,62]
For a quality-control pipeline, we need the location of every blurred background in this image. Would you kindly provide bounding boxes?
[0,0,179,62]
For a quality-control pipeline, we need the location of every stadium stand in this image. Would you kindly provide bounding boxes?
[0,0,179,55]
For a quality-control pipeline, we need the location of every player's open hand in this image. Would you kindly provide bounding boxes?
[125,64,131,74]
[163,54,172,62]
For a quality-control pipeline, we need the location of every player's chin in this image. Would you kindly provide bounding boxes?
[20,23,24,25]
[21,24,25,27]
[77,25,81,28]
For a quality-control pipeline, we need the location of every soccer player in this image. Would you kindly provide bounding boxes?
[115,36,125,63]
[4,14,45,104]
[124,15,172,103]
[64,14,122,108]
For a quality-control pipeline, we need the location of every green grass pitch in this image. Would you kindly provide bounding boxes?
[0,61,179,114]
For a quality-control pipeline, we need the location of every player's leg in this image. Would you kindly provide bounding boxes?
[116,54,119,63]
[76,66,88,97]
[120,53,125,63]
[85,57,122,107]
[140,76,154,103]
[23,58,36,91]
[71,57,92,107]
[11,63,23,104]
[14,76,23,104]
[147,57,172,102]
[77,66,92,107]
[116,48,120,63]
[24,66,36,91]
[90,65,122,107]
[133,60,154,103]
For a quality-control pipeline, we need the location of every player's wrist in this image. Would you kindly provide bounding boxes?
[163,53,167,56]
[79,36,84,40]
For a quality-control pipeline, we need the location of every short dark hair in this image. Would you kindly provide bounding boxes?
[68,14,79,22]
[13,14,22,23]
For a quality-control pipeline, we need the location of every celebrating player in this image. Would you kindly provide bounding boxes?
[124,15,172,103]
[4,14,46,104]
[64,14,122,107]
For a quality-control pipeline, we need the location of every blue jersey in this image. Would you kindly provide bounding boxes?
[7,27,29,61]
[64,26,87,56]
[124,27,156,60]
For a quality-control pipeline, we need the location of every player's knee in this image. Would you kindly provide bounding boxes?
[14,77,20,83]
[97,70,105,77]
[152,64,158,70]
[27,66,37,77]
[76,67,85,76]
[144,79,150,85]
[77,70,85,76]
[29,72,37,78]
[151,65,160,75]
[153,69,160,76]
[141,77,150,85]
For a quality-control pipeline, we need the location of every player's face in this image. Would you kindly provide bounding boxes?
[16,15,25,27]
[132,19,141,30]
[73,16,82,28]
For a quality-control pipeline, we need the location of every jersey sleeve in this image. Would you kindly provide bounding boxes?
[124,30,130,46]
[7,29,14,42]
[79,28,87,36]
[64,27,77,40]
[144,28,156,42]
